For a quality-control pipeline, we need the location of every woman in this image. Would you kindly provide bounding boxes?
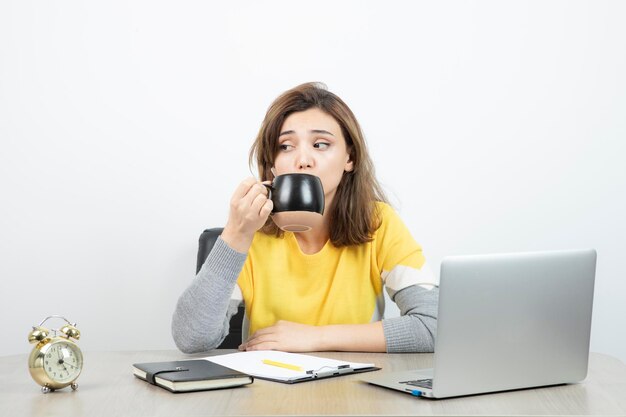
[172,82,438,353]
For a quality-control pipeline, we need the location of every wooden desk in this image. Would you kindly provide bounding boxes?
[1,350,625,416]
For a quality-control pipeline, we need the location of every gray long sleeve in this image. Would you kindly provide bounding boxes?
[171,237,246,353]
[382,285,439,352]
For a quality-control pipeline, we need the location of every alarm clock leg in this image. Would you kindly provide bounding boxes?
[41,385,52,394]
[71,382,78,390]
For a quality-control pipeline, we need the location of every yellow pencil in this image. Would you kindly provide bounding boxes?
[262,359,304,371]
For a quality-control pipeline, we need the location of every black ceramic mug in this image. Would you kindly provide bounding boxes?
[264,173,325,232]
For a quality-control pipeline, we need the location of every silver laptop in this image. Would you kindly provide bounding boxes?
[362,248,596,399]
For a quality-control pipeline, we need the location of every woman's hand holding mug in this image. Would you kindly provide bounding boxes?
[221,177,273,253]
[221,173,325,252]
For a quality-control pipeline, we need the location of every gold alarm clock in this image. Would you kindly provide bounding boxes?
[27,315,83,393]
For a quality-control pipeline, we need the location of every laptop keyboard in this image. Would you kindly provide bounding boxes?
[400,379,433,389]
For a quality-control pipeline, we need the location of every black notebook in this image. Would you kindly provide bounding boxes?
[132,360,253,393]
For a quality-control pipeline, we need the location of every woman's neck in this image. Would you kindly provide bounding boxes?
[294,230,328,254]
[293,214,331,255]
[293,191,335,254]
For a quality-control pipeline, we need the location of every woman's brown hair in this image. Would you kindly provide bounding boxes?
[249,82,388,247]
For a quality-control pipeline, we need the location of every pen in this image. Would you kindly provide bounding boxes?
[261,359,304,372]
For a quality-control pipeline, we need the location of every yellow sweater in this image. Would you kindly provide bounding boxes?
[235,202,435,338]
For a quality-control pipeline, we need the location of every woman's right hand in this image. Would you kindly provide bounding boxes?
[220,177,273,253]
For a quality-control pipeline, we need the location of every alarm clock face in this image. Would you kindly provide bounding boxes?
[42,340,83,384]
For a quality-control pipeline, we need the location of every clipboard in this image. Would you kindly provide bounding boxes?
[203,350,380,384]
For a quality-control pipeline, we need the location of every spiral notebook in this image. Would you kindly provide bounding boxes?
[203,350,379,384]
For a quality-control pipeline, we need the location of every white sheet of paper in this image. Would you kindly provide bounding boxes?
[203,350,375,382]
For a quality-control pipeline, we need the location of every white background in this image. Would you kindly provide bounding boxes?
[1,1,625,362]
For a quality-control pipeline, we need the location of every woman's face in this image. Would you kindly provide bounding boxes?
[273,107,353,206]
